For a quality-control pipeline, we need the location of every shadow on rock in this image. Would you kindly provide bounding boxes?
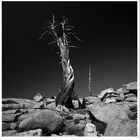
[88,111,107,135]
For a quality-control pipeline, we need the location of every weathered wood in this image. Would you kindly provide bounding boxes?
[41,16,78,108]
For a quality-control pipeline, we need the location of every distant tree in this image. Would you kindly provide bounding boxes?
[40,15,80,109]
[88,65,92,96]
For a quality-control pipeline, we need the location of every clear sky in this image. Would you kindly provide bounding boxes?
[2,2,137,99]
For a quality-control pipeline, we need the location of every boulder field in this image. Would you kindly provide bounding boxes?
[2,82,137,136]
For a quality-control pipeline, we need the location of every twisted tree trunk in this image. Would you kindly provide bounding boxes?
[40,16,79,109]
[55,37,75,108]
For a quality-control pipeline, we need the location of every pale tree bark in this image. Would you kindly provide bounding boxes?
[40,15,80,109]
[55,36,75,108]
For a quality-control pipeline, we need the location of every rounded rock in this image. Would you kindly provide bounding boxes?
[19,110,63,133]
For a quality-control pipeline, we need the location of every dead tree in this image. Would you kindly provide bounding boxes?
[88,65,92,96]
[40,15,80,109]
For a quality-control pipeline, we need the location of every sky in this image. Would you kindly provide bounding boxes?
[2,2,137,99]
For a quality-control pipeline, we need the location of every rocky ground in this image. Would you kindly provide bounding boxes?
[2,82,137,136]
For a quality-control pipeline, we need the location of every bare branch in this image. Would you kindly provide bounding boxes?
[65,28,73,31]
[52,14,55,23]
[67,32,76,35]
[48,40,57,45]
[73,35,82,42]
[39,32,46,40]
[69,46,78,48]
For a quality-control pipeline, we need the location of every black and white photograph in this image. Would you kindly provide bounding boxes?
[2,0,138,137]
